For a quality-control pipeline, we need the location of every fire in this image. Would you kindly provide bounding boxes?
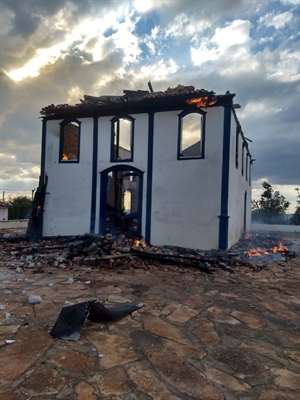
[246,242,288,258]
[62,153,68,160]
[186,96,217,108]
[273,242,288,254]
[132,239,147,247]
[247,248,263,257]
[244,232,252,239]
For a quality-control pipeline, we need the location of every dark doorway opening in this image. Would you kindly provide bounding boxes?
[100,166,143,238]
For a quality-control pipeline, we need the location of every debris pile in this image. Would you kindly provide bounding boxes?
[1,232,298,275]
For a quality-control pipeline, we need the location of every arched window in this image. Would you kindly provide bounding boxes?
[178,110,206,159]
[111,115,135,162]
[59,120,81,163]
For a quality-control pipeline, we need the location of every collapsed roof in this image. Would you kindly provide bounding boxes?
[40,84,235,118]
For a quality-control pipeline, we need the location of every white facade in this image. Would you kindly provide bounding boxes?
[0,206,8,221]
[41,93,252,250]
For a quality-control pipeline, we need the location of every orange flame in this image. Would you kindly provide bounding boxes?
[186,96,217,108]
[62,153,68,160]
[273,243,288,254]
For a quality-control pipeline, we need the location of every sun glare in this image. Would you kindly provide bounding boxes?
[134,0,153,13]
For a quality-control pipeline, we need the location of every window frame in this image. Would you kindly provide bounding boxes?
[177,109,206,161]
[59,119,81,164]
[245,153,248,181]
[110,115,135,162]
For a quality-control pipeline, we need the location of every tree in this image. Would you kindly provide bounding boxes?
[8,196,32,220]
[290,188,300,225]
[251,182,290,224]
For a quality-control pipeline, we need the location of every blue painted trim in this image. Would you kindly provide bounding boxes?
[40,118,47,237]
[241,143,245,176]
[90,116,98,233]
[145,112,154,244]
[99,165,144,237]
[235,127,239,169]
[244,191,247,232]
[110,115,135,162]
[218,105,231,251]
[41,119,47,179]
[59,119,81,163]
[177,109,206,160]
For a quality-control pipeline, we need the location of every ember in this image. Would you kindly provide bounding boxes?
[234,232,296,265]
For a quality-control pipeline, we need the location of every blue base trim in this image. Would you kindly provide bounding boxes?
[90,117,98,233]
[145,112,154,244]
[219,105,231,250]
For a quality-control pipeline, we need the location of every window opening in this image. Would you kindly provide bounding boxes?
[112,117,133,161]
[245,154,248,181]
[179,112,204,158]
[60,121,80,162]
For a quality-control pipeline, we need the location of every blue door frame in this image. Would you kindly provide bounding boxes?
[99,165,144,237]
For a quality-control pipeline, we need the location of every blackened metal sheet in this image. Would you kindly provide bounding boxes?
[50,301,94,340]
[105,302,144,320]
[50,301,144,340]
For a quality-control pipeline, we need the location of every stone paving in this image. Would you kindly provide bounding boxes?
[0,256,300,400]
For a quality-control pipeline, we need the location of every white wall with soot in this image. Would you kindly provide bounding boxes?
[96,114,149,237]
[150,108,224,250]
[227,111,252,248]
[43,118,94,236]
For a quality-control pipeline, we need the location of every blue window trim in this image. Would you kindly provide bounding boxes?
[235,127,239,169]
[241,142,245,176]
[99,164,144,237]
[145,112,154,244]
[59,119,81,164]
[110,115,135,162]
[218,105,231,251]
[90,116,98,234]
[177,109,206,160]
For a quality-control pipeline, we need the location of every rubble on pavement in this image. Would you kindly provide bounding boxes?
[0,232,298,277]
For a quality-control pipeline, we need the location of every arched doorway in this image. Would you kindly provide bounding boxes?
[99,165,143,238]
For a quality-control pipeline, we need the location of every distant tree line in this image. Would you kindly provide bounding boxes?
[252,182,299,225]
[7,196,32,220]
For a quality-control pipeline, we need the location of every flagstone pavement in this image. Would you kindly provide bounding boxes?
[0,257,300,400]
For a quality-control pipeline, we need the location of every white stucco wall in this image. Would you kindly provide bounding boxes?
[96,114,149,237]
[228,111,252,248]
[0,208,8,221]
[150,108,224,250]
[43,118,94,236]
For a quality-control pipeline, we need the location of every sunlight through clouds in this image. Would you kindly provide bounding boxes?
[1,0,299,203]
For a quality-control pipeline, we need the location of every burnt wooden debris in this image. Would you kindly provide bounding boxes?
[26,174,48,242]
[0,232,297,275]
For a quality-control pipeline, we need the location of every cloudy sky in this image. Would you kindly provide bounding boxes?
[0,0,299,211]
